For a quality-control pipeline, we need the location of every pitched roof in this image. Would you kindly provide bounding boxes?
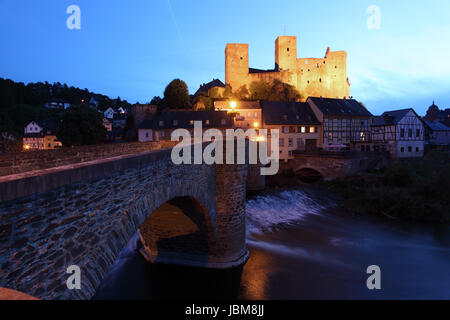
[308,97,372,117]
[424,120,450,131]
[195,79,225,95]
[372,108,418,126]
[261,101,321,125]
[139,111,233,129]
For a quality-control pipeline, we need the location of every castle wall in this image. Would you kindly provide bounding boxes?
[225,36,350,100]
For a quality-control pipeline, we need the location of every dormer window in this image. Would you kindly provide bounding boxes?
[221,119,226,125]
[190,120,194,125]
[283,115,288,120]
[173,120,178,126]
[205,120,210,125]
[159,121,164,126]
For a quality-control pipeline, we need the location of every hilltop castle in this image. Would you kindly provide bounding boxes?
[225,36,350,100]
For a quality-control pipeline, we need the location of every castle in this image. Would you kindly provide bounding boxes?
[225,36,350,100]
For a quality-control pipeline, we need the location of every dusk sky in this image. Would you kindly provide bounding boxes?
[1,0,449,115]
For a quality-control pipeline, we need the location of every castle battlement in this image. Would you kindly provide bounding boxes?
[225,36,350,100]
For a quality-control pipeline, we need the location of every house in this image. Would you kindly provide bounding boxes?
[424,120,450,146]
[214,100,262,130]
[262,101,321,160]
[112,113,127,129]
[23,120,62,150]
[195,79,226,96]
[307,97,373,151]
[89,96,100,109]
[103,118,113,132]
[104,107,116,120]
[371,109,424,158]
[44,99,71,110]
[138,110,233,142]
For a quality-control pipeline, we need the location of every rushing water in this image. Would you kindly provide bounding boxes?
[93,188,450,300]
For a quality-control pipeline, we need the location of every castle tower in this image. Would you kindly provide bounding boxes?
[275,36,297,71]
[225,43,249,91]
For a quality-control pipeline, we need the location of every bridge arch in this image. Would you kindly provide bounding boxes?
[294,167,325,183]
[139,196,216,267]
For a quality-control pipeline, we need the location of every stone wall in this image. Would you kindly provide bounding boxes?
[0,141,252,300]
[0,147,217,300]
[284,151,388,180]
[0,141,177,177]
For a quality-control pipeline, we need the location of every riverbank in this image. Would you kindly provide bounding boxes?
[321,149,450,223]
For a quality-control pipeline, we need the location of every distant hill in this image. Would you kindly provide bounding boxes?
[0,78,132,138]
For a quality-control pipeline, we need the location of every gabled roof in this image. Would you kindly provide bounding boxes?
[424,120,450,131]
[372,108,420,126]
[139,111,233,130]
[195,79,225,95]
[308,97,372,117]
[261,101,321,125]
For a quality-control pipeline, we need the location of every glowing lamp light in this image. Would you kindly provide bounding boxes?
[24,145,31,150]
[253,122,260,128]
[230,101,237,110]
[256,135,265,142]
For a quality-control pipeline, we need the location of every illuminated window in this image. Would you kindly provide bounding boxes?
[301,126,306,133]
[310,126,316,133]
[205,120,210,125]
[190,120,194,125]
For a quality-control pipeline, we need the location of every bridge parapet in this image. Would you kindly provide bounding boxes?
[0,141,252,300]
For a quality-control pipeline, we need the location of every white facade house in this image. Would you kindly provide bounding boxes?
[372,109,425,158]
[104,107,115,120]
[24,121,44,134]
[138,120,154,142]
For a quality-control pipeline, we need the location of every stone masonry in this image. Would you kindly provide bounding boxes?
[0,142,251,300]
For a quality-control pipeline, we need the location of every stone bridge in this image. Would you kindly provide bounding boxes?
[0,142,259,300]
[283,151,389,180]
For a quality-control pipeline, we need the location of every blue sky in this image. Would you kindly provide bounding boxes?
[0,0,449,115]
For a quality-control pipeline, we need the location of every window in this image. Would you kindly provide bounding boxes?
[408,146,412,152]
[337,119,342,128]
[288,138,293,147]
[205,120,210,125]
[416,147,419,152]
[254,112,258,118]
[279,138,285,147]
[145,132,149,138]
[408,129,412,138]
[401,147,405,152]
[283,115,287,120]
[289,126,296,133]
[221,119,226,125]
[160,131,165,137]
[297,138,302,147]
[159,121,164,126]
[400,128,405,138]
[283,126,288,133]
[328,132,333,139]
[287,48,290,52]
[328,119,333,128]
[190,120,194,125]
[310,126,316,133]
[301,126,306,133]
[173,120,178,126]
[416,129,420,137]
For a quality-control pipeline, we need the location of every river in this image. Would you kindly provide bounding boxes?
[93,187,450,300]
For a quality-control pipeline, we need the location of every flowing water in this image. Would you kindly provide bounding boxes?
[93,188,450,300]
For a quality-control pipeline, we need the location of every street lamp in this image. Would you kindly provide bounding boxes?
[230,101,237,110]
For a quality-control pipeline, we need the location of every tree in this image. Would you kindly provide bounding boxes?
[163,79,191,109]
[57,105,106,146]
